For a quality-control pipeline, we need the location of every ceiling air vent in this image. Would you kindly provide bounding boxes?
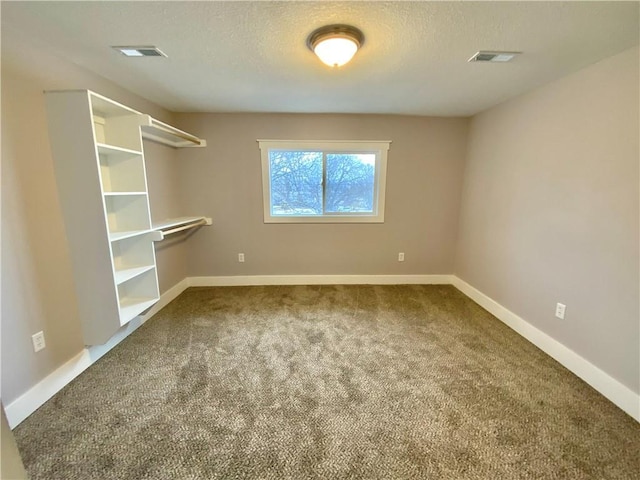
[468,51,520,63]
[112,46,167,57]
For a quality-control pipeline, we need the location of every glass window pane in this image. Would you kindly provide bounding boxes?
[269,150,323,216]
[325,153,376,213]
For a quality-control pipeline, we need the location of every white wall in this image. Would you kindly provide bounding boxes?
[455,46,640,394]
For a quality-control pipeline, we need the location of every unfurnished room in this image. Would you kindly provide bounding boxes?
[1,1,639,479]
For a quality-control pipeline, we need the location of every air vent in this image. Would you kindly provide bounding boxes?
[112,46,167,57]
[468,51,520,63]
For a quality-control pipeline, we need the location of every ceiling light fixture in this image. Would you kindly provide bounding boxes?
[307,24,364,67]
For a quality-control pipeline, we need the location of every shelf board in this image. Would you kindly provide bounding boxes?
[114,265,156,285]
[96,143,142,156]
[141,117,206,148]
[103,191,147,197]
[119,297,158,325]
[109,229,151,242]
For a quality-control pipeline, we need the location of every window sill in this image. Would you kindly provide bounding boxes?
[264,215,384,224]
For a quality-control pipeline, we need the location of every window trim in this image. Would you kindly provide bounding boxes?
[258,140,391,224]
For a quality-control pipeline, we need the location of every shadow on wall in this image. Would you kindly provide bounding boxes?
[1,406,28,479]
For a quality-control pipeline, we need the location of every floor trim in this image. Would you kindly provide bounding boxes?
[188,274,453,286]
[451,275,640,422]
[4,278,190,429]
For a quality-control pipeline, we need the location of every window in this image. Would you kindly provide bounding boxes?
[259,140,390,223]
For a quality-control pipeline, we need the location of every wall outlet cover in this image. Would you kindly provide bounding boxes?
[32,331,46,352]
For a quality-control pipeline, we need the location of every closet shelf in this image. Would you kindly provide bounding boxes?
[109,229,152,242]
[96,143,143,156]
[119,297,158,325]
[114,265,156,285]
[141,117,206,148]
[152,216,212,240]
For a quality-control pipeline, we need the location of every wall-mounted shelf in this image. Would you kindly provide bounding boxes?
[153,216,212,240]
[141,117,206,148]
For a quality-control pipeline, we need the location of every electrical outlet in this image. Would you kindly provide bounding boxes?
[238,253,245,263]
[32,331,46,352]
[398,252,405,262]
[555,303,566,320]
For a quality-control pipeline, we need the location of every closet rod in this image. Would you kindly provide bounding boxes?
[161,219,208,236]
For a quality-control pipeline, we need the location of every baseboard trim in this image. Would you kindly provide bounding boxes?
[451,276,640,422]
[188,274,453,287]
[4,278,190,429]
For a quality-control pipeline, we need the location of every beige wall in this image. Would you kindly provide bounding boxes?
[455,46,640,393]
[175,113,469,276]
[1,28,187,405]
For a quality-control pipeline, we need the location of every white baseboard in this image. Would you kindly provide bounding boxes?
[188,274,453,287]
[4,278,190,429]
[451,276,640,422]
[4,350,91,429]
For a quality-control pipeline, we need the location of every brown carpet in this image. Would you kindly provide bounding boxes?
[13,285,640,479]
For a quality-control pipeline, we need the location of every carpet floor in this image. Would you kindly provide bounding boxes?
[13,285,640,479]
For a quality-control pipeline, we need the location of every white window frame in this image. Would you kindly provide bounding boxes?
[258,140,391,224]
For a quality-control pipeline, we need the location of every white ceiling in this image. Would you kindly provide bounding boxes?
[2,1,638,116]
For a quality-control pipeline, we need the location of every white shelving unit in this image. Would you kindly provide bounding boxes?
[45,90,207,345]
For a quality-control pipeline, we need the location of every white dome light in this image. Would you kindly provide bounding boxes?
[307,25,364,68]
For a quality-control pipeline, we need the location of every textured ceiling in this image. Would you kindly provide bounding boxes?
[2,1,638,116]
